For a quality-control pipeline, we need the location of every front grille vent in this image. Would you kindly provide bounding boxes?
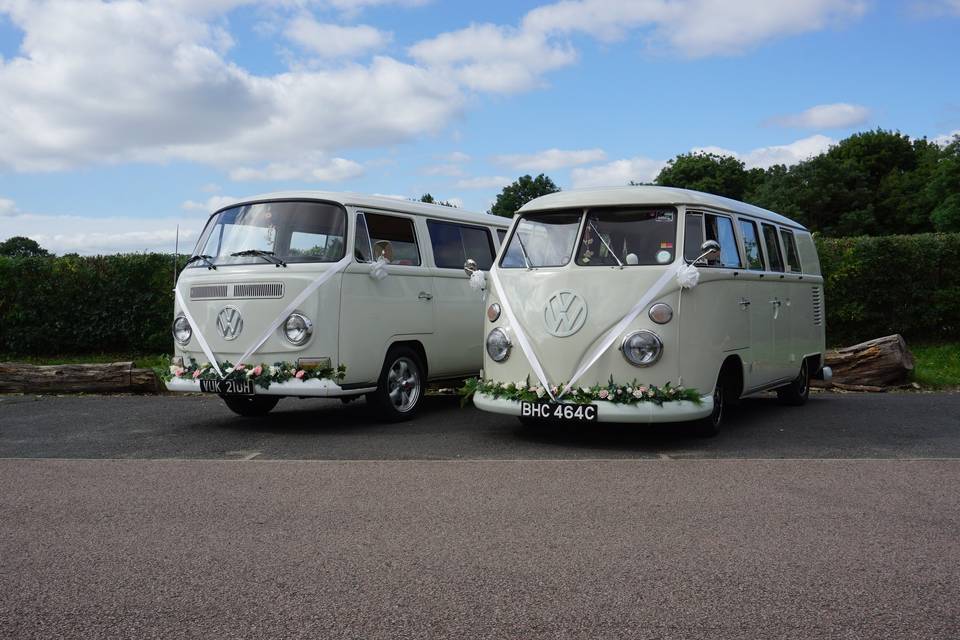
[233,283,284,299]
[190,285,228,299]
[811,286,824,326]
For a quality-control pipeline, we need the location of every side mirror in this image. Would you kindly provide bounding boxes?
[463,258,478,277]
[700,240,721,256]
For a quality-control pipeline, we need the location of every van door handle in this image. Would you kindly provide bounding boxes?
[418,291,433,301]
[738,297,751,309]
[769,298,782,306]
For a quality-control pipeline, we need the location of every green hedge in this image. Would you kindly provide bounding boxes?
[0,236,957,356]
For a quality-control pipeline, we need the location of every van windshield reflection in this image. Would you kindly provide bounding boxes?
[501,212,581,268]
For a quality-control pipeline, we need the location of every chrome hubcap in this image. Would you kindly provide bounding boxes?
[387,357,420,413]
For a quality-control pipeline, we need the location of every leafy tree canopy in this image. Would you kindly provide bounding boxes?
[489,174,560,218]
[0,236,50,257]
[655,152,752,201]
[418,193,457,207]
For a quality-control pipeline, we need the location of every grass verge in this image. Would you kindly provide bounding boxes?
[910,343,960,389]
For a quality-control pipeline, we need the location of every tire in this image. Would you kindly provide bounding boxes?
[693,374,726,438]
[222,395,279,417]
[366,346,425,422]
[777,359,810,406]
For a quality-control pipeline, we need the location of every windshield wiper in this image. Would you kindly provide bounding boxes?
[230,249,287,268]
[589,220,623,269]
[184,254,217,270]
[515,231,533,270]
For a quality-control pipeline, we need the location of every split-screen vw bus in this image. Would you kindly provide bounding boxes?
[472,186,830,436]
[166,192,509,420]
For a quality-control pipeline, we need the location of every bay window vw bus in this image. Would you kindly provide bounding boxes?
[471,186,830,436]
[166,192,509,420]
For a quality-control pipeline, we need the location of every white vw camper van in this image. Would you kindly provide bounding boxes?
[165,192,509,420]
[470,186,830,436]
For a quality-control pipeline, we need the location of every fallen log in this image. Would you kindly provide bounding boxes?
[814,334,914,389]
[0,362,160,394]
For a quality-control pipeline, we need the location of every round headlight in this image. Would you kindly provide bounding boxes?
[486,328,512,362]
[172,314,192,345]
[487,303,502,322]
[621,330,662,367]
[648,303,673,324]
[283,313,313,346]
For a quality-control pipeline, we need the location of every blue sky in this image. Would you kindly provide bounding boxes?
[0,0,958,254]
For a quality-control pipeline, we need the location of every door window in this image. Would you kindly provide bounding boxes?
[761,223,785,272]
[685,212,741,268]
[365,213,421,266]
[354,213,372,262]
[426,220,495,269]
[738,219,765,271]
[779,228,802,273]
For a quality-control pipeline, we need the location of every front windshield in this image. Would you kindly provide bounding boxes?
[500,212,581,268]
[576,208,677,266]
[191,200,346,266]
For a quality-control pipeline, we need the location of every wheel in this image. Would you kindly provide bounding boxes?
[693,375,725,438]
[222,395,279,417]
[366,347,424,422]
[777,359,810,406]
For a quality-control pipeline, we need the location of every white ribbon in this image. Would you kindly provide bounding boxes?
[469,270,487,292]
[174,286,224,378]
[235,255,352,367]
[369,256,389,281]
[489,268,557,402]
[558,261,697,399]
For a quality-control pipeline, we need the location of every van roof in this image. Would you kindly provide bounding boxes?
[216,191,510,228]
[518,186,806,230]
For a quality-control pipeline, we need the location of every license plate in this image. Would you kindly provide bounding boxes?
[199,378,255,396]
[520,402,598,422]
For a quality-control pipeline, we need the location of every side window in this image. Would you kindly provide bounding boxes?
[779,228,802,273]
[354,213,372,262]
[365,213,421,266]
[761,223,785,272]
[426,220,495,270]
[705,214,741,268]
[739,219,765,271]
[683,212,704,262]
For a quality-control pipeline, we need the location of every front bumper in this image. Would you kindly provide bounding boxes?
[473,392,714,424]
[165,377,375,398]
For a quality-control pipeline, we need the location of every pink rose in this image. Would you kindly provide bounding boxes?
[174,367,185,377]
[192,369,201,379]
[295,370,305,379]
[598,389,609,399]
[251,366,262,377]
[235,364,245,372]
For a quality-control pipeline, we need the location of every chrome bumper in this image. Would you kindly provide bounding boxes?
[473,392,714,424]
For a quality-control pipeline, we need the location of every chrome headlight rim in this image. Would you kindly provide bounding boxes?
[486,327,512,362]
[283,312,314,346]
[172,314,192,346]
[620,330,663,367]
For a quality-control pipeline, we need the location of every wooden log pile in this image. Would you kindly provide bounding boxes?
[0,362,160,394]
[813,334,915,392]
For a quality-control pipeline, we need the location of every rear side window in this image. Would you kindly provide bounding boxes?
[779,228,802,273]
[739,219,765,271]
[761,223,785,272]
[427,220,495,269]
[685,212,741,268]
[365,213,421,266]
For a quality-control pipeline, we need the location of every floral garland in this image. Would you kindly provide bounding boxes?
[161,358,346,390]
[460,375,701,407]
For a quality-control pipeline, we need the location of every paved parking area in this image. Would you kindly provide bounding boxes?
[1,392,959,638]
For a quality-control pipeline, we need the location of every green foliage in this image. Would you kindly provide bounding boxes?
[460,376,702,406]
[489,174,560,218]
[0,236,50,257]
[0,253,184,356]
[909,343,960,388]
[655,152,752,200]
[815,233,960,344]
[418,193,458,207]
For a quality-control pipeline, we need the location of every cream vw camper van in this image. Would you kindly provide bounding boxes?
[165,193,509,420]
[470,186,830,436]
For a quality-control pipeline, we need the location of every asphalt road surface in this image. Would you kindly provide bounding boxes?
[2,391,959,638]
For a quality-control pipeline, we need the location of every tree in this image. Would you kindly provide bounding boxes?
[655,152,750,200]
[489,174,560,218]
[0,236,50,257]
[418,193,457,207]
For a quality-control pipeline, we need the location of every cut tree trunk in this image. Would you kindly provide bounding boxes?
[0,362,160,394]
[815,334,914,389]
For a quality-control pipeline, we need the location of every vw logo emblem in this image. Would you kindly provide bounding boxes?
[544,290,587,337]
[216,306,243,341]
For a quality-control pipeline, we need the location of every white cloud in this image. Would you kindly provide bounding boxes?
[934,129,960,146]
[695,134,836,169]
[286,16,390,58]
[570,157,666,188]
[0,197,17,216]
[455,176,513,189]
[440,151,471,163]
[3,213,205,255]
[421,163,466,177]
[229,157,364,182]
[181,195,240,213]
[768,103,871,129]
[494,148,607,171]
